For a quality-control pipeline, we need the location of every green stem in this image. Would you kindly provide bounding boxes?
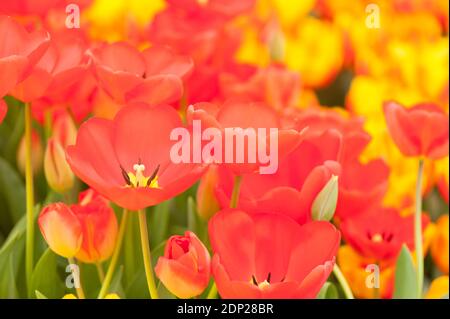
[96,262,105,283]
[43,109,52,141]
[24,103,35,290]
[333,264,354,299]
[138,209,159,299]
[415,158,425,298]
[97,209,129,299]
[67,257,85,299]
[230,175,242,209]
[206,283,217,299]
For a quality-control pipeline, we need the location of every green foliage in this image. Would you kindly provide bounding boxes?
[393,245,418,299]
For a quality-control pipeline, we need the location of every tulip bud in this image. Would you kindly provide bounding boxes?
[196,165,220,220]
[72,189,118,263]
[44,138,74,193]
[53,111,77,148]
[155,231,210,298]
[38,203,83,258]
[17,130,43,175]
[312,175,339,221]
[268,27,285,63]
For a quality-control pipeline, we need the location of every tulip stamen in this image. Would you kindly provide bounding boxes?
[252,275,258,286]
[147,164,160,187]
[120,165,132,186]
[267,272,271,284]
[121,162,160,189]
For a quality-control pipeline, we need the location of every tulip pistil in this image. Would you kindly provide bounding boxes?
[120,162,160,188]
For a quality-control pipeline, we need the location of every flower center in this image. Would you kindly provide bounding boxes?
[371,233,383,243]
[121,162,160,188]
[251,273,273,290]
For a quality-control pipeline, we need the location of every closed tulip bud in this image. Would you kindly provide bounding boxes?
[268,27,285,63]
[312,175,338,221]
[44,138,74,193]
[196,165,220,220]
[17,130,43,175]
[53,111,77,148]
[155,231,210,299]
[72,189,118,263]
[38,203,83,258]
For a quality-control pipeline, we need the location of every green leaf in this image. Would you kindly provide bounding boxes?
[0,208,28,298]
[124,240,166,299]
[187,197,198,233]
[317,282,339,299]
[187,196,208,244]
[393,245,418,299]
[0,156,26,224]
[125,270,149,299]
[35,290,48,299]
[29,248,65,299]
[149,200,171,248]
[108,265,124,297]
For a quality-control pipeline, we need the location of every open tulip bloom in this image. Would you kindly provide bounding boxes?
[0,0,449,304]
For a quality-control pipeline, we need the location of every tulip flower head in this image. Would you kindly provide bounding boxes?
[155,231,211,298]
[66,103,205,210]
[72,189,118,263]
[341,208,430,262]
[209,209,340,298]
[38,203,83,258]
[0,15,50,99]
[38,189,118,263]
[383,101,449,160]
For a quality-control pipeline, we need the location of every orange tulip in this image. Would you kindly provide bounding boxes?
[72,189,118,263]
[431,214,449,274]
[38,203,83,258]
[155,231,211,298]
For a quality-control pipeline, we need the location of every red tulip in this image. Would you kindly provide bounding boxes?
[71,189,118,263]
[285,108,390,220]
[0,0,91,16]
[220,65,301,112]
[90,42,192,106]
[214,129,342,224]
[335,158,389,220]
[66,103,205,210]
[11,30,90,103]
[340,207,430,262]
[155,231,211,298]
[187,100,304,175]
[0,15,50,98]
[383,101,449,159]
[209,209,340,298]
